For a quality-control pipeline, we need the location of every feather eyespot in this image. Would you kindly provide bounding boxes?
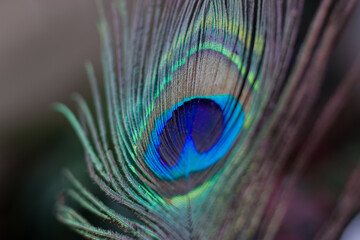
[144,95,245,180]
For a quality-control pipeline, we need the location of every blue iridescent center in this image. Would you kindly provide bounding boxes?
[144,95,245,180]
[159,99,224,167]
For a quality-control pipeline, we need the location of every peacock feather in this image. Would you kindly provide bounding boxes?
[55,0,360,239]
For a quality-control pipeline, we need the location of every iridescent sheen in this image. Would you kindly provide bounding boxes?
[144,95,245,179]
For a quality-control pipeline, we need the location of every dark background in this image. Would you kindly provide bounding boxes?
[0,0,359,239]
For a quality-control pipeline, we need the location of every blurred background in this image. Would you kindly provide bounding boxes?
[0,0,359,239]
[0,0,100,239]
